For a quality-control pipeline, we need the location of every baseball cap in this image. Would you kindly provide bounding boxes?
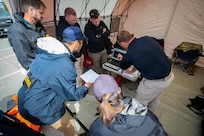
[93,74,119,101]
[89,9,99,19]
[62,26,88,42]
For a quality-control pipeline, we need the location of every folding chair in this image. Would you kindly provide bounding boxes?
[172,42,204,73]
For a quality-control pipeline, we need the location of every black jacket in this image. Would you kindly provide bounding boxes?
[84,20,110,53]
[56,16,80,42]
[56,16,84,58]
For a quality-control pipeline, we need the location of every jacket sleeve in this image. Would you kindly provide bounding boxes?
[84,23,105,45]
[100,21,110,38]
[8,27,36,70]
[53,68,88,101]
[119,53,132,70]
[56,23,64,42]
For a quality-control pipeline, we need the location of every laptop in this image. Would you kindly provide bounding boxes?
[103,48,127,70]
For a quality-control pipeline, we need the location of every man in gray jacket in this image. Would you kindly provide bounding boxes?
[8,0,47,71]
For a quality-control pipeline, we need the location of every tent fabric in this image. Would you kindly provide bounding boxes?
[54,0,204,68]
[164,0,204,68]
[6,0,204,68]
[122,0,204,68]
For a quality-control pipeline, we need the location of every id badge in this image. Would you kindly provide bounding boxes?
[24,75,31,88]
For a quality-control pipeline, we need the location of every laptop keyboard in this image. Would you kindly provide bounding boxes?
[103,62,120,71]
[108,59,120,67]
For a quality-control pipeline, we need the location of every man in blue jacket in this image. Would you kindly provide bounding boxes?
[17,26,91,132]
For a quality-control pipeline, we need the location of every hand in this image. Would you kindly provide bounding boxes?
[85,82,92,88]
[96,34,101,38]
[102,28,106,33]
[125,66,136,74]
[117,53,123,60]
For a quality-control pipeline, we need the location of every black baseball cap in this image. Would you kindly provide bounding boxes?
[89,9,99,19]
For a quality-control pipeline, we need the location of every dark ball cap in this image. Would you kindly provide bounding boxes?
[89,9,99,19]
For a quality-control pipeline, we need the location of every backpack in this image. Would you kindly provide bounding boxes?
[0,110,45,136]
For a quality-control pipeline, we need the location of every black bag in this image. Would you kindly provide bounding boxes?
[0,110,44,136]
[187,95,204,115]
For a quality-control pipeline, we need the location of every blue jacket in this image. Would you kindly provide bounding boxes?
[18,37,88,125]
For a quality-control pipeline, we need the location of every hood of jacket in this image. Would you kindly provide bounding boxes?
[108,97,148,133]
[37,37,69,55]
[90,97,166,136]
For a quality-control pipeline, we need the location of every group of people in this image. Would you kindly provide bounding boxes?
[7,0,174,135]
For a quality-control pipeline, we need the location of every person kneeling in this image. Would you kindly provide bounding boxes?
[89,74,167,136]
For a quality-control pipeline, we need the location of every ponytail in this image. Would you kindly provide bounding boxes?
[97,93,124,125]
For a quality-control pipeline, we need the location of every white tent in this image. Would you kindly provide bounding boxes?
[119,0,204,68]
[55,0,204,68]
[2,1,204,136]
[5,0,204,68]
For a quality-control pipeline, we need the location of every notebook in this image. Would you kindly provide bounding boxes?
[104,48,127,70]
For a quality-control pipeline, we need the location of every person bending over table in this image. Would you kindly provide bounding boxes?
[116,30,174,112]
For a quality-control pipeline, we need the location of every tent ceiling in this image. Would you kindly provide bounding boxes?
[5,0,204,68]
[56,0,117,20]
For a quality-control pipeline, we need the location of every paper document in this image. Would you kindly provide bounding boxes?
[80,69,99,83]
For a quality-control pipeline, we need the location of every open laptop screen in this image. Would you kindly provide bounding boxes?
[112,48,127,61]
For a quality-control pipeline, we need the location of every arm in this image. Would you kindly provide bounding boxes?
[84,22,105,44]
[100,21,110,38]
[124,66,137,74]
[118,53,132,70]
[56,25,63,41]
[54,69,91,101]
[56,20,65,42]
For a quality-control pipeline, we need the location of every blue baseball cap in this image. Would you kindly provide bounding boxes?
[62,26,88,42]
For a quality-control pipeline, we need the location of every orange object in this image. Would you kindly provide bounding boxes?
[7,94,41,132]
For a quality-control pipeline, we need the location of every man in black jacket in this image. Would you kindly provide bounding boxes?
[84,9,110,74]
[56,7,85,87]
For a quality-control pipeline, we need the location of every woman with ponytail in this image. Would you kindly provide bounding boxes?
[88,74,167,136]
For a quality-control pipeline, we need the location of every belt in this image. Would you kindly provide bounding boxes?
[157,73,172,81]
